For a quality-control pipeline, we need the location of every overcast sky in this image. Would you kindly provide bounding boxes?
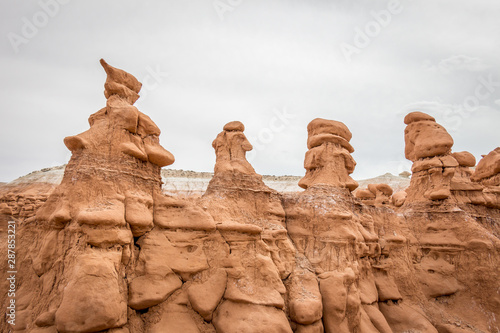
[1,0,499,182]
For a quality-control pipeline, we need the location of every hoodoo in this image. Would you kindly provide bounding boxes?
[0,62,499,333]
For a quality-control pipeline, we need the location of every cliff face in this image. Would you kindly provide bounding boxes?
[0,61,499,333]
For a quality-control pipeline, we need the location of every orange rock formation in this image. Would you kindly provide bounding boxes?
[0,62,499,333]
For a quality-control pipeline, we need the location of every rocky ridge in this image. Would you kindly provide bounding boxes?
[0,166,410,203]
[0,61,499,333]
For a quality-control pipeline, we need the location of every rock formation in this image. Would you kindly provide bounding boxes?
[298,118,358,191]
[201,121,294,332]
[471,147,500,208]
[1,62,499,333]
[403,112,458,202]
[400,112,500,332]
[16,59,179,333]
[284,119,441,333]
[355,184,394,206]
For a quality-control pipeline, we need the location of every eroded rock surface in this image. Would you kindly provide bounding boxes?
[1,63,499,333]
[299,118,358,191]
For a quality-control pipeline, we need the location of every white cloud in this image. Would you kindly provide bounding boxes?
[440,55,489,72]
[423,55,490,74]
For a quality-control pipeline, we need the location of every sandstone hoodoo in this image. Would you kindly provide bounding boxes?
[1,62,499,333]
[299,118,358,191]
[201,121,295,332]
[403,111,457,202]
[403,111,500,210]
[22,59,179,333]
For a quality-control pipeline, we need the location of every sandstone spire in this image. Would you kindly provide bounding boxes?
[403,111,458,202]
[299,118,358,191]
[32,60,178,332]
[212,120,256,175]
[201,121,294,331]
[284,118,414,332]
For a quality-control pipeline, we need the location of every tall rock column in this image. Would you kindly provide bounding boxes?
[284,118,394,333]
[403,112,458,202]
[400,112,500,331]
[298,118,358,191]
[28,59,174,333]
[202,121,295,333]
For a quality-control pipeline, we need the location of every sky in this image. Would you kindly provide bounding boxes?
[1,0,499,182]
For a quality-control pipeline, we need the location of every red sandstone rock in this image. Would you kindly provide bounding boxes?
[452,151,476,167]
[449,151,486,206]
[356,189,376,200]
[391,191,407,207]
[404,112,458,202]
[404,112,454,161]
[299,118,358,191]
[8,60,183,333]
[356,183,394,206]
[212,121,255,175]
[469,147,500,208]
[472,147,500,183]
[1,63,500,333]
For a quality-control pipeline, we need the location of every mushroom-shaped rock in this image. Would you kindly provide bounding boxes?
[449,151,483,202]
[308,118,352,141]
[307,118,354,153]
[403,111,435,125]
[299,118,358,191]
[404,111,454,161]
[470,148,500,208]
[403,111,457,202]
[367,184,393,196]
[212,121,256,175]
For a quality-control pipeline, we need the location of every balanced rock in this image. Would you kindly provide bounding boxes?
[299,118,358,191]
[212,120,255,176]
[403,111,458,202]
[404,111,454,161]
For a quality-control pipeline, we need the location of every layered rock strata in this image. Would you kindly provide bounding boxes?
[1,63,499,333]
